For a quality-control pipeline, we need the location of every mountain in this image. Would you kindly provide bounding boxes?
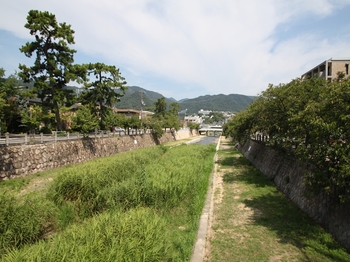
[116,86,176,110]
[178,94,256,114]
[116,86,256,114]
[15,80,255,114]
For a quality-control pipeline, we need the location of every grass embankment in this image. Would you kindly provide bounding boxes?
[0,144,216,261]
[205,138,350,262]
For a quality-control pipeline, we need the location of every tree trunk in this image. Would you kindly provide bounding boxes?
[54,101,62,131]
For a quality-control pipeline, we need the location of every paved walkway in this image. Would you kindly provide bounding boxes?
[190,136,221,262]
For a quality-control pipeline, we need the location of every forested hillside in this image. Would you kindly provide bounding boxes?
[179,94,256,114]
[117,86,256,113]
[116,86,176,110]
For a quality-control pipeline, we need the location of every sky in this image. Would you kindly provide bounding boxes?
[1,0,350,101]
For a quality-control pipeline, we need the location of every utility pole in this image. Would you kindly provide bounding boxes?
[140,91,145,126]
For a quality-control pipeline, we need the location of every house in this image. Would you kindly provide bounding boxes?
[184,115,202,124]
[198,109,212,117]
[112,108,153,119]
[301,57,350,81]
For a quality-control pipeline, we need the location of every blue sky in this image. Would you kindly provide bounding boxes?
[1,0,350,100]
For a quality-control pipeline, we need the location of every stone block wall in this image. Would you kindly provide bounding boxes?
[0,129,198,181]
[238,139,350,252]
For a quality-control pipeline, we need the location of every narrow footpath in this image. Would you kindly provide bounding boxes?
[191,136,350,261]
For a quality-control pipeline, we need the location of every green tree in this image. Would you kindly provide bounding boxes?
[154,97,167,118]
[80,63,127,129]
[146,118,164,138]
[224,77,350,203]
[21,105,45,134]
[72,105,99,136]
[124,116,140,135]
[103,108,119,131]
[187,122,200,131]
[0,69,29,133]
[203,111,225,124]
[169,102,180,116]
[162,114,180,132]
[152,98,180,134]
[19,10,78,131]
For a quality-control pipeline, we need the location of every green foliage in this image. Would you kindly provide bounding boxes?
[162,113,180,131]
[152,98,181,135]
[169,102,180,115]
[3,208,170,262]
[20,104,50,133]
[103,107,118,129]
[79,62,127,129]
[0,70,28,133]
[71,105,99,135]
[18,10,78,131]
[125,115,140,129]
[180,93,256,114]
[153,97,167,117]
[1,144,215,261]
[113,86,256,114]
[147,119,164,138]
[187,122,200,131]
[0,193,55,255]
[203,111,225,124]
[224,77,350,202]
[116,86,175,110]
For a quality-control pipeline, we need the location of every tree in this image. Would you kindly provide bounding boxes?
[163,113,180,132]
[203,111,225,124]
[154,97,167,118]
[72,105,99,136]
[224,77,350,203]
[103,108,119,131]
[152,98,180,134]
[21,105,45,134]
[164,102,181,131]
[19,10,78,131]
[80,63,127,129]
[169,102,180,116]
[187,122,200,131]
[0,69,28,133]
[123,116,140,135]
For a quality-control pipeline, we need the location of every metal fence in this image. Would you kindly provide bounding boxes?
[0,129,156,146]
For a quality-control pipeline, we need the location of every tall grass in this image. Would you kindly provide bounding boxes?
[0,193,55,256]
[0,144,216,261]
[3,208,169,262]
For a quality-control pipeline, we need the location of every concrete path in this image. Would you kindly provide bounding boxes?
[190,136,221,261]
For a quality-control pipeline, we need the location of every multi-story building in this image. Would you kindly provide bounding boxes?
[301,57,350,81]
[184,115,202,124]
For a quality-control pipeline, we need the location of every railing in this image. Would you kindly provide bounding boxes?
[0,129,157,146]
[252,132,269,142]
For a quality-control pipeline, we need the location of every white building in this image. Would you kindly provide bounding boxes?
[185,115,202,124]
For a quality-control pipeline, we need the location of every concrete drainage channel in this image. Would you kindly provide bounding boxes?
[185,137,203,144]
[190,136,221,262]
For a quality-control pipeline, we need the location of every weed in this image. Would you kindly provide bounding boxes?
[0,144,216,261]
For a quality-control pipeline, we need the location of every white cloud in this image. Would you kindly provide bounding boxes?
[1,0,350,99]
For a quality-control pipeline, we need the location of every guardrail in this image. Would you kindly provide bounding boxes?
[0,129,156,146]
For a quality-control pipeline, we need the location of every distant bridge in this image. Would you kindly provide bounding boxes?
[198,126,223,136]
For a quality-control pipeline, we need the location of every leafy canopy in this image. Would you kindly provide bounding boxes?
[224,77,350,203]
[19,10,78,131]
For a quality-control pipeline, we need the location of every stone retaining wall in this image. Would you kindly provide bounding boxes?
[0,129,197,181]
[238,139,350,252]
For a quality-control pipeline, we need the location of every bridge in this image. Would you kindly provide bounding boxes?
[198,126,223,136]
